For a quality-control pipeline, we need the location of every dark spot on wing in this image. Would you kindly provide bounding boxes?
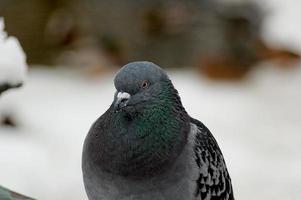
[191,117,234,200]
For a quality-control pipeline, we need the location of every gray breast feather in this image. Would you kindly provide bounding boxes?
[190,119,234,200]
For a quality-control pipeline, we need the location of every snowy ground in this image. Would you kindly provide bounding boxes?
[0,63,301,200]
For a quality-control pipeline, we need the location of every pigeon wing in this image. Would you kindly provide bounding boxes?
[190,118,234,200]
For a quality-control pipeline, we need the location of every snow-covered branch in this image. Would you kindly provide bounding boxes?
[0,17,27,94]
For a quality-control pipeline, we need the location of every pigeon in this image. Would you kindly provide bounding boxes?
[82,61,234,200]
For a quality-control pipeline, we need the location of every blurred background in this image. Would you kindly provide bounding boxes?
[0,0,301,199]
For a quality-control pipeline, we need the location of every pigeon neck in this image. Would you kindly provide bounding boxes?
[92,81,190,178]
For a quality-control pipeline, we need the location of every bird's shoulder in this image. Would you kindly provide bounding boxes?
[189,117,234,200]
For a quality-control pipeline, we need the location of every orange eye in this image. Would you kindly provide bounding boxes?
[141,80,149,89]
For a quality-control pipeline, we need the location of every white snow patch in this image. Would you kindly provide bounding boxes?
[0,17,27,86]
[259,0,301,52]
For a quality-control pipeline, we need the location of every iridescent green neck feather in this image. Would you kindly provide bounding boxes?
[87,80,190,178]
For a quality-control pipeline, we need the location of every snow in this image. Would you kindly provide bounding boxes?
[0,17,27,86]
[0,64,301,200]
[259,0,301,52]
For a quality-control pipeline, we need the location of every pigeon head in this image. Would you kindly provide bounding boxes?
[113,61,170,115]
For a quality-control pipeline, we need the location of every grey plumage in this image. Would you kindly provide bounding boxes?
[82,61,234,200]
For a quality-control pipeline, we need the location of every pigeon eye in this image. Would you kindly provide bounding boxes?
[141,80,149,89]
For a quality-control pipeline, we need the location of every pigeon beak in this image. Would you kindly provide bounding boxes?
[114,92,131,112]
